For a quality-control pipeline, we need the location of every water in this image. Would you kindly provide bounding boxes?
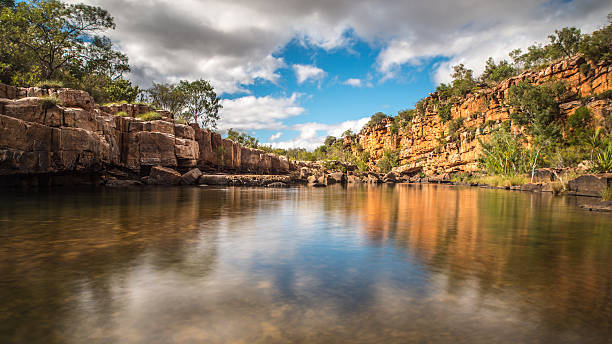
[1,184,611,343]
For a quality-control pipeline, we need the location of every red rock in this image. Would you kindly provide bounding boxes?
[147,166,181,185]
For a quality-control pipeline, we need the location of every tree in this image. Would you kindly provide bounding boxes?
[147,82,187,116]
[548,27,582,58]
[0,0,14,8]
[0,0,129,81]
[226,128,259,148]
[177,79,222,129]
[367,112,390,127]
[450,64,476,97]
[105,78,140,103]
[324,136,337,146]
[481,57,517,84]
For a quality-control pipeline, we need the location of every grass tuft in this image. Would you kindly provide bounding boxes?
[35,80,64,89]
[473,174,530,187]
[39,95,62,110]
[137,111,163,121]
[115,111,129,117]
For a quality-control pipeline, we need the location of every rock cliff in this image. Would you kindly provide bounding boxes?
[0,84,292,186]
[358,56,612,175]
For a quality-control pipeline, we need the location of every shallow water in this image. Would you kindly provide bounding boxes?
[1,184,611,343]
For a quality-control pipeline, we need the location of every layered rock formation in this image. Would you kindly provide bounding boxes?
[358,56,612,175]
[0,84,292,186]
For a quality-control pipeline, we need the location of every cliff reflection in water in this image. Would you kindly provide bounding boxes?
[0,185,611,343]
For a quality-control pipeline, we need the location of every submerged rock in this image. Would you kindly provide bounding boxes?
[181,168,202,185]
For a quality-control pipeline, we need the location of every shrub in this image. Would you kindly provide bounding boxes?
[367,112,390,127]
[376,149,400,173]
[448,116,465,138]
[438,103,452,122]
[137,111,163,121]
[579,63,591,76]
[35,80,64,89]
[602,184,612,201]
[566,106,592,143]
[115,111,128,117]
[594,142,612,173]
[477,124,534,176]
[595,90,612,100]
[39,96,62,110]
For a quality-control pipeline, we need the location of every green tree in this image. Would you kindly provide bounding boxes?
[0,0,128,81]
[105,78,140,103]
[0,0,14,8]
[548,27,583,58]
[481,57,517,84]
[367,112,390,127]
[579,23,612,62]
[324,136,337,146]
[177,79,222,129]
[226,128,259,148]
[147,82,187,116]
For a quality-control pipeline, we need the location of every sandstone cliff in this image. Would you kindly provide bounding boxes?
[0,84,292,186]
[358,56,612,176]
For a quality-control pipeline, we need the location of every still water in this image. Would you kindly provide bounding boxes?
[1,184,611,343]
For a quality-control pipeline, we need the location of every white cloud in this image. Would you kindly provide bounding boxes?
[293,64,327,84]
[218,93,305,131]
[269,132,283,141]
[69,0,611,93]
[343,78,373,88]
[267,117,370,150]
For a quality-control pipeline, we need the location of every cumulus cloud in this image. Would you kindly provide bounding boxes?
[70,0,612,92]
[343,78,373,88]
[269,132,283,141]
[268,117,370,150]
[218,94,305,131]
[293,64,327,84]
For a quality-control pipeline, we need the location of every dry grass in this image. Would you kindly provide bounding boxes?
[473,174,530,187]
[137,111,162,121]
[602,184,612,201]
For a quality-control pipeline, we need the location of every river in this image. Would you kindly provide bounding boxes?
[1,184,611,343]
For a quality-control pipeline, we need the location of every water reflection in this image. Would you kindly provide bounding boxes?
[0,185,611,343]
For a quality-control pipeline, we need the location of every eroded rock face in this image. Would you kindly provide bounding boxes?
[567,174,612,197]
[358,56,612,176]
[0,84,298,185]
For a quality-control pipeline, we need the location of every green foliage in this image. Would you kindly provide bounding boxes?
[507,81,565,142]
[478,124,535,176]
[0,0,15,8]
[548,27,583,58]
[481,57,517,84]
[448,116,465,138]
[594,142,612,173]
[450,64,477,97]
[114,111,128,117]
[324,136,337,146]
[396,109,416,127]
[147,82,185,115]
[566,106,592,143]
[0,0,129,85]
[39,95,61,110]
[415,98,428,115]
[579,63,591,76]
[579,23,612,63]
[438,103,452,122]
[366,112,390,127]
[601,183,612,201]
[137,111,162,122]
[177,79,222,129]
[595,90,612,100]
[226,128,259,149]
[376,149,399,173]
[35,80,63,89]
[105,78,140,103]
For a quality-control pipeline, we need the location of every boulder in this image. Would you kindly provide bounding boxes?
[383,172,397,183]
[347,174,362,183]
[567,174,612,197]
[199,174,231,186]
[147,166,181,185]
[326,171,345,185]
[181,168,202,185]
[520,183,543,192]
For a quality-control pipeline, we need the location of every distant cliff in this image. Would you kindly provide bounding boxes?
[0,85,292,186]
[358,55,612,176]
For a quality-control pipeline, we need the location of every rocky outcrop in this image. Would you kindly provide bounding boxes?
[0,84,296,186]
[358,56,612,176]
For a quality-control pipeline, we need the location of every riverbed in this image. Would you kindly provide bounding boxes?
[1,184,611,343]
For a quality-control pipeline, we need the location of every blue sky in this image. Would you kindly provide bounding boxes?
[71,0,612,149]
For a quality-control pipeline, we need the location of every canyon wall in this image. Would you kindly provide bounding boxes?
[0,84,292,186]
[359,56,612,176]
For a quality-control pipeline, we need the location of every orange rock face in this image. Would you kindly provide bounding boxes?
[358,56,612,175]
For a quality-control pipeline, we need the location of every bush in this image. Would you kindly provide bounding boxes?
[438,103,452,122]
[137,111,162,121]
[376,149,399,173]
[594,143,612,173]
[602,184,612,201]
[448,116,465,138]
[566,106,592,143]
[579,63,591,76]
[478,124,534,176]
[595,90,612,100]
[39,95,62,109]
[115,111,128,117]
[367,112,390,127]
[35,80,64,89]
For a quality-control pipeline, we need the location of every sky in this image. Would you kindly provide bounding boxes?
[69,0,612,149]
